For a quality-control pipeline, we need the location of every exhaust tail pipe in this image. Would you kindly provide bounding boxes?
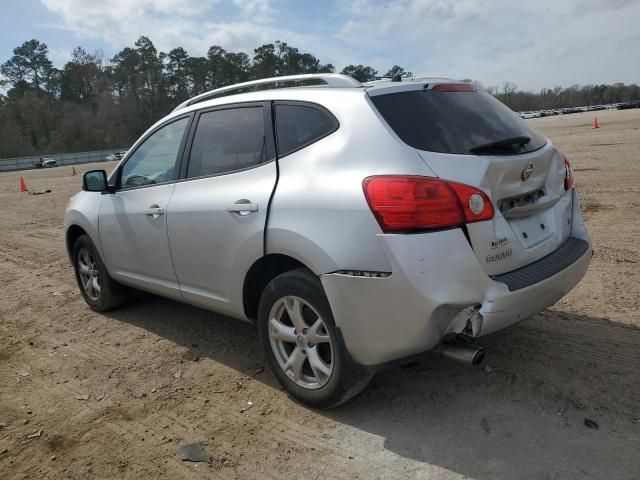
[436,335,485,366]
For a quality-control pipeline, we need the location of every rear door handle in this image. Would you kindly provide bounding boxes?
[144,205,164,218]
[227,201,258,215]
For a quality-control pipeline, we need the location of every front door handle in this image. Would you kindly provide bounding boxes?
[227,200,258,216]
[144,205,164,218]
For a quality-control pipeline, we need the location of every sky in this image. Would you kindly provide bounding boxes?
[1,0,639,91]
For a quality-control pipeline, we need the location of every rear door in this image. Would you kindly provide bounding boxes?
[370,85,573,275]
[166,102,277,317]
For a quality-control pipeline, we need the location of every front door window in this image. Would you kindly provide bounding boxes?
[120,117,189,188]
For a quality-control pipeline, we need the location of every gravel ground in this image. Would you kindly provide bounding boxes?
[1,108,639,479]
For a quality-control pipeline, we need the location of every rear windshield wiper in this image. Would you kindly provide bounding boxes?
[469,136,531,155]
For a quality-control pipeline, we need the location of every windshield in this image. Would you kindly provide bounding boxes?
[371,89,547,155]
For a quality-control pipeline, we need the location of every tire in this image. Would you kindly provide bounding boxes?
[72,234,128,312]
[257,268,372,408]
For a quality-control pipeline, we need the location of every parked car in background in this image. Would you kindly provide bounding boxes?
[64,73,592,407]
[617,101,640,110]
[33,157,57,168]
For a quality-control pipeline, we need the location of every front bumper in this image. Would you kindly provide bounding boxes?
[321,189,591,366]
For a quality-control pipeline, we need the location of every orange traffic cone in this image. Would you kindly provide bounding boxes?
[19,176,28,192]
[593,117,600,129]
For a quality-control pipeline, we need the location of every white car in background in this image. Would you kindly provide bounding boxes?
[106,151,128,162]
[33,157,57,168]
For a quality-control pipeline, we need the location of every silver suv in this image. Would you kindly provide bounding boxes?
[64,74,591,407]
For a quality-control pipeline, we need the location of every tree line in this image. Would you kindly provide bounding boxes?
[486,81,640,113]
[1,37,638,158]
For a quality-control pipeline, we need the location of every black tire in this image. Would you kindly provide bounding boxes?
[257,268,372,408]
[72,234,128,312]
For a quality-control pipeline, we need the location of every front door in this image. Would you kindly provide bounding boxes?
[167,103,277,317]
[99,115,190,299]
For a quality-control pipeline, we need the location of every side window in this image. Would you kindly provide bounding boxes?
[120,117,188,189]
[187,107,265,178]
[275,104,337,157]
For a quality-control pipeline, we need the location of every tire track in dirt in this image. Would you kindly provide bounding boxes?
[2,376,222,480]
[102,421,231,480]
[157,405,338,480]
[485,312,640,367]
[159,398,416,480]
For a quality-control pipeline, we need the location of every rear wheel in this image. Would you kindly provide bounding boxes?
[72,234,128,312]
[257,268,371,408]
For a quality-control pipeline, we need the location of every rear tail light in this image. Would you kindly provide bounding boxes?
[362,176,494,232]
[562,153,574,190]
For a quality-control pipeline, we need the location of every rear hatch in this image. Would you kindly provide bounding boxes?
[369,83,573,275]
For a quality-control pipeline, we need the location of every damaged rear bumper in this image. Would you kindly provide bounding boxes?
[321,189,591,366]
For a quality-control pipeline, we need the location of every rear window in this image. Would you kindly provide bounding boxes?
[275,103,337,157]
[371,89,547,155]
[187,107,265,178]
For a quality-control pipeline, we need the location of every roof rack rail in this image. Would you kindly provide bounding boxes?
[172,73,361,112]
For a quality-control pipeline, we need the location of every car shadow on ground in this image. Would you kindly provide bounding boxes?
[104,292,640,480]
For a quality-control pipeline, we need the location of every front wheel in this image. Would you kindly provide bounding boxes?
[257,268,371,408]
[72,234,128,312]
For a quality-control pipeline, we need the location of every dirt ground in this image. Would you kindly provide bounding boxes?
[1,108,639,480]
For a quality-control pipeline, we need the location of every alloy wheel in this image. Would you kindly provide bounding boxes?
[268,295,334,389]
[77,248,101,302]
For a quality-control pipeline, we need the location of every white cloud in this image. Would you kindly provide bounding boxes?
[48,46,72,65]
[232,0,273,20]
[335,0,640,89]
[40,0,275,54]
[39,0,344,68]
[38,0,640,90]
[151,0,215,15]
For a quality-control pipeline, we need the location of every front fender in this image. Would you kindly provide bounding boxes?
[63,192,104,262]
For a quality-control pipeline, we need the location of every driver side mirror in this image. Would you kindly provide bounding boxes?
[83,170,108,192]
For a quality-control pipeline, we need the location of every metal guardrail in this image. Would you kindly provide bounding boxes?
[0,148,127,172]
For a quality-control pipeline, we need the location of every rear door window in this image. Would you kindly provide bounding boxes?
[186,106,266,178]
[371,89,547,155]
[275,103,338,157]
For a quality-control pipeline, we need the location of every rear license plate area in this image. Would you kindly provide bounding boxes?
[510,213,553,248]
